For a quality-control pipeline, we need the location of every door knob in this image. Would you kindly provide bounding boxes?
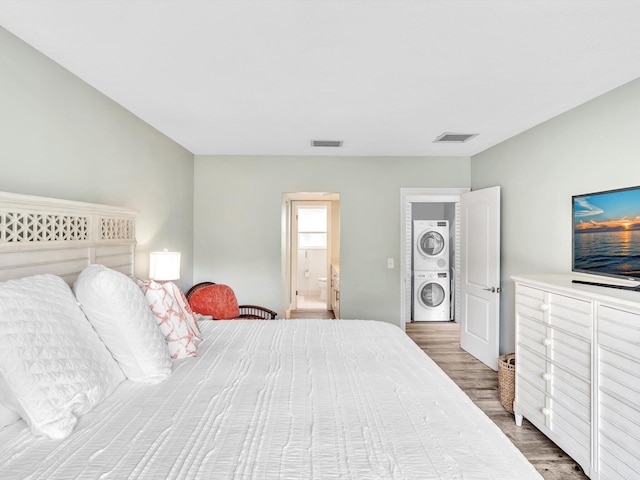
[483,286,502,293]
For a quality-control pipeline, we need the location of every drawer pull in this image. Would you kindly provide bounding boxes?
[542,338,551,346]
[541,407,550,416]
[539,303,549,311]
[541,373,551,381]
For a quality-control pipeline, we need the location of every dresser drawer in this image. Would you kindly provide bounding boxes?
[599,407,640,480]
[599,304,640,332]
[516,284,592,339]
[517,350,590,424]
[599,306,640,357]
[599,396,640,449]
[547,292,591,339]
[598,307,640,479]
[550,328,591,380]
[599,382,640,427]
[516,376,547,427]
[551,364,590,421]
[517,346,548,392]
[550,398,590,464]
[517,316,548,358]
[599,348,640,402]
[515,284,545,322]
[598,446,639,480]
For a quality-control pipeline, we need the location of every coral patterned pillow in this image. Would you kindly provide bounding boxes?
[163,281,201,342]
[189,284,240,320]
[143,280,199,359]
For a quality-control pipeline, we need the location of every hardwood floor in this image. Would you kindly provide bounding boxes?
[406,321,588,480]
[288,309,335,319]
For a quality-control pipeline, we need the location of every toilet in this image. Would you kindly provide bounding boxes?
[317,277,327,301]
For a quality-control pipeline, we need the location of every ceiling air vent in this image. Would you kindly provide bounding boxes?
[311,140,343,147]
[434,133,478,143]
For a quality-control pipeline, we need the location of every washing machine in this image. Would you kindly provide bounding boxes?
[413,220,449,271]
[413,271,450,321]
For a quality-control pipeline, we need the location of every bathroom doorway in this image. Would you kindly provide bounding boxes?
[281,193,340,318]
[293,202,329,310]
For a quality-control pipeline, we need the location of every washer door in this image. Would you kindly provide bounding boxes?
[418,282,445,308]
[418,231,445,257]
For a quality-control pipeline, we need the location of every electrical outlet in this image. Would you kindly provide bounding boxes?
[387,258,394,269]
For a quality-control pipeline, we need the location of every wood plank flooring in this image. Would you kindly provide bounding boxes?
[288,309,335,319]
[406,321,588,480]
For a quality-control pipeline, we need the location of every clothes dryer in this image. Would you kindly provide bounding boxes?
[413,220,449,270]
[413,271,450,321]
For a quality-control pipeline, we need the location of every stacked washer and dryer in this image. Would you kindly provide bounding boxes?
[413,220,451,321]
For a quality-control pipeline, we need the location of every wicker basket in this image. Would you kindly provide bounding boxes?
[498,353,516,414]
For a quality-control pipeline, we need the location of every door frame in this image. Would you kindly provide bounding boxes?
[281,192,340,318]
[290,200,332,311]
[400,188,469,329]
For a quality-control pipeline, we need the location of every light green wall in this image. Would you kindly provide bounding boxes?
[9,19,636,345]
[194,155,470,324]
[472,77,640,353]
[0,27,195,289]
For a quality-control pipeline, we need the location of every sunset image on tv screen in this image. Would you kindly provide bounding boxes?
[573,187,640,278]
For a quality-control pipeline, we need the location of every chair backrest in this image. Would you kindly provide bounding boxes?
[187,283,240,320]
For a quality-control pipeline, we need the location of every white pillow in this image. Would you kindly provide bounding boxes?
[0,274,125,439]
[142,280,199,359]
[74,265,172,383]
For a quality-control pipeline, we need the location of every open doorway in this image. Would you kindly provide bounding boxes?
[400,187,502,371]
[281,192,340,319]
[293,202,329,310]
[400,188,469,327]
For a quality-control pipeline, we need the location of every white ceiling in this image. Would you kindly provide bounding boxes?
[1,1,640,157]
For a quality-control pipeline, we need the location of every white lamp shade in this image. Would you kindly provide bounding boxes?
[149,250,181,281]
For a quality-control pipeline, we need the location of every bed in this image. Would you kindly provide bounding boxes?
[0,192,542,479]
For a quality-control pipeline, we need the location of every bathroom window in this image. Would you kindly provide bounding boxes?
[298,207,327,249]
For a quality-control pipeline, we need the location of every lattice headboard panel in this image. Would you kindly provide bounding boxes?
[0,191,137,285]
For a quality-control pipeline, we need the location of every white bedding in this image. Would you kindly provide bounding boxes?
[0,320,541,479]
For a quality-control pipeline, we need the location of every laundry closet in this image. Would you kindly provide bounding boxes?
[401,188,470,326]
[402,186,501,370]
[411,202,458,322]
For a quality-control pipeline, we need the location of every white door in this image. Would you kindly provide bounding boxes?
[460,186,501,371]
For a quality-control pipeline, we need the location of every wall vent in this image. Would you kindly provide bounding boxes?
[311,140,343,147]
[434,133,478,143]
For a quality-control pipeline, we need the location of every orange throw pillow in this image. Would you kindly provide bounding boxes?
[188,284,240,320]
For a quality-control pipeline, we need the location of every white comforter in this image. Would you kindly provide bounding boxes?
[0,320,541,479]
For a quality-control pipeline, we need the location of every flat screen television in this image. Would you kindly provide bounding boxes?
[573,185,640,282]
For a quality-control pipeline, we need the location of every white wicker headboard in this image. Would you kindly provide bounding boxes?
[0,191,138,285]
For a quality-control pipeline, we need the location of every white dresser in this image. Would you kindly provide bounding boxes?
[513,274,640,480]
